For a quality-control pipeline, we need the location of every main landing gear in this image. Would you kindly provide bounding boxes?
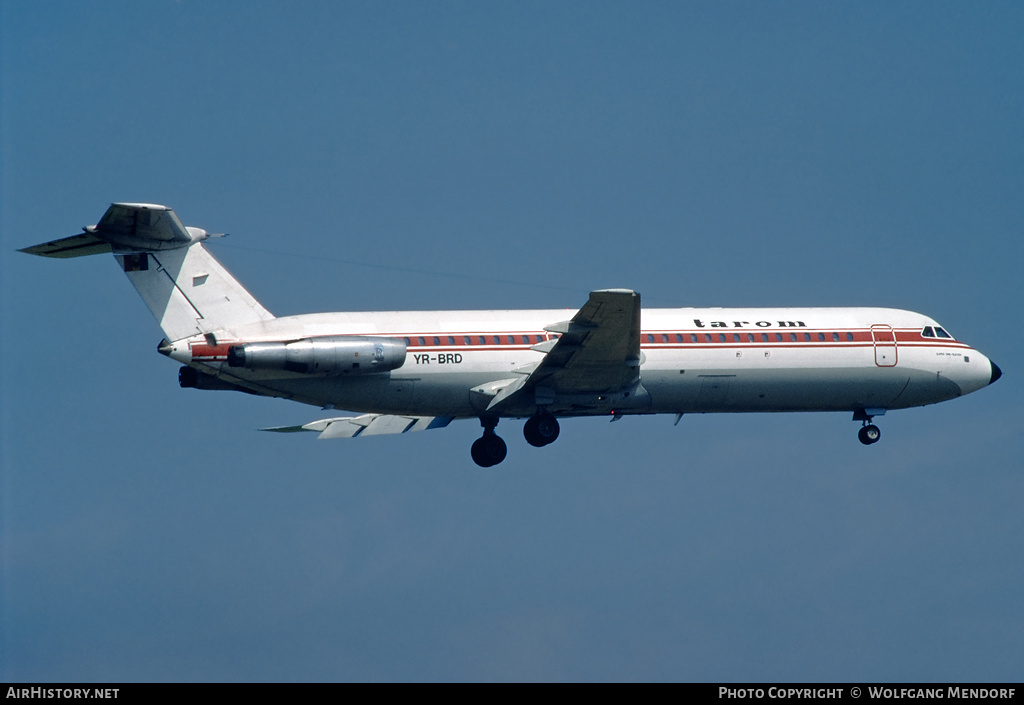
[523,412,560,447]
[470,412,563,467]
[471,418,507,468]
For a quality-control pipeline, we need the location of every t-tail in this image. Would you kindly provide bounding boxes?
[20,203,274,341]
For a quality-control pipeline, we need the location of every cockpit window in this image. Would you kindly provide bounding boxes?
[934,327,952,339]
[922,326,935,338]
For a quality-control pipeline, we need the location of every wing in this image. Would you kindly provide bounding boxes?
[262,414,453,439]
[534,288,642,391]
[476,289,643,412]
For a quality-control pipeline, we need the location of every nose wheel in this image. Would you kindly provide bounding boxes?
[471,418,507,467]
[858,423,881,445]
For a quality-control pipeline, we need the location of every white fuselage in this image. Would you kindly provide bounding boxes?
[24,206,1001,464]
[171,306,994,420]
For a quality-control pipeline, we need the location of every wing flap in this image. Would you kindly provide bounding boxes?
[262,414,453,439]
[360,415,417,436]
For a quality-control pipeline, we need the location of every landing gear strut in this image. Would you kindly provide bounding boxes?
[471,417,507,467]
[523,412,560,447]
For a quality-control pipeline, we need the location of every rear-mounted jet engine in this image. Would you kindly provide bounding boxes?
[227,336,406,375]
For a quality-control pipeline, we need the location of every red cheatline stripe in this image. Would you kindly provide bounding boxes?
[188,328,972,357]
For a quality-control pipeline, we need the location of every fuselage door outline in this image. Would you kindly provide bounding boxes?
[871,324,898,367]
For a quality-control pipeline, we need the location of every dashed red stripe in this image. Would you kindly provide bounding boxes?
[189,328,970,357]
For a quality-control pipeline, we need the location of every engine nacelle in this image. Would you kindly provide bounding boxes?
[226,336,406,375]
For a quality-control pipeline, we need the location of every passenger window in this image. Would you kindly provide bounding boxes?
[646,334,654,343]
[676,334,684,343]
[790,333,797,342]
[776,333,783,342]
[662,334,670,343]
[448,336,455,345]
[747,333,755,342]
[818,333,825,342]
[832,332,839,342]
[761,333,769,343]
[719,334,727,343]
[733,333,741,342]
[433,337,441,345]
[691,334,698,343]
[846,332,853,342]
[804,333,811,342]
[404,337,411,345]
[478,337,486,345]
[705,334,712,343]
[418,337,426,346]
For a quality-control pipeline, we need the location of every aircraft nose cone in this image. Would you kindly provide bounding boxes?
[990,361,1002,385]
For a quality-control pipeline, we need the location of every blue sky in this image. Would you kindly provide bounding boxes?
[2,1,1022,682]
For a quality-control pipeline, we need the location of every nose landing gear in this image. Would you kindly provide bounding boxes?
[853,409,884,445]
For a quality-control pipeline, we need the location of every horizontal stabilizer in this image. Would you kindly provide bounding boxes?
[20,203,205,258]
[93,202,197,250]
[21,203,272,340]
[262,414,453,439]
[19,232,113,259]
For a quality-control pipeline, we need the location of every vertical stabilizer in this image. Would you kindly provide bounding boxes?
[117,243,274,340]
[20,203,275,341]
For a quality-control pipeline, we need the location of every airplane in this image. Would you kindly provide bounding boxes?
[20,203,1002,467]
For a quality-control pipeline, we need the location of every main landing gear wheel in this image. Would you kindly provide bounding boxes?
[858,424,881,445]
[471,434,507,467]
[471,418,507,467]
[523,413,560,447]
